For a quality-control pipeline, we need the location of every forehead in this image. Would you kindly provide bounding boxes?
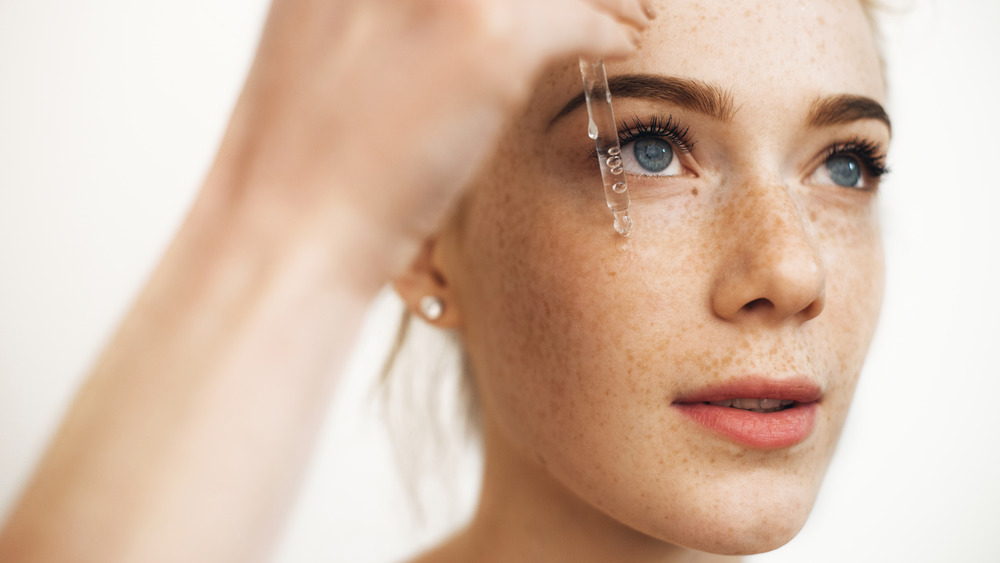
[532,0,883,122]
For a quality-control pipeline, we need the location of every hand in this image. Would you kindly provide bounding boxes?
[213,0,653,286]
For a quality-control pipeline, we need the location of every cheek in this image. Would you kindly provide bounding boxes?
[812,196,884,373]
[798,194,885,447]
[456,187,634,429]
[447,155,694,463]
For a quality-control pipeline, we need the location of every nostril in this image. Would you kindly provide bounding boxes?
[743,298,773,312]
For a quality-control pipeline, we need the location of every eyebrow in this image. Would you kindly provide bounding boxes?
[807,94,891,134]
[548,74,736,128]
[549,73,891,135]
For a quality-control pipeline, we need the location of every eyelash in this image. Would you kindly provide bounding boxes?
[617,114,695,153]
[587,118,889,183]
[824,137,890,179]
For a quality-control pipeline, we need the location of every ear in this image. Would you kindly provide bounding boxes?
[392,237,462,327]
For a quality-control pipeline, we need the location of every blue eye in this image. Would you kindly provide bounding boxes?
[825,155,862,187]
[809,139,889,191]
[633,138,674,173]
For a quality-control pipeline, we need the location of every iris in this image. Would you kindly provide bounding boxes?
[826,155,862,187]
[633,138,673,173]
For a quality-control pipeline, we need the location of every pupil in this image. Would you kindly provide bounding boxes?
[827,156,861,187]
[634,138,673,173]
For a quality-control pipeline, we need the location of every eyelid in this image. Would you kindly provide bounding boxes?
[805,136,890,191]
[824,138,889,177]
[611,114,700,179]
[617,114,696,153]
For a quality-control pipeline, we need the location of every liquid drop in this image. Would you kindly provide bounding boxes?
[613,210,633,237]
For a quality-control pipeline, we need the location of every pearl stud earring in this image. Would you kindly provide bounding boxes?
[419,295,444,321]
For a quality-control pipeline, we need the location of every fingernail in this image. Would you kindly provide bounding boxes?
[643,1,658,19]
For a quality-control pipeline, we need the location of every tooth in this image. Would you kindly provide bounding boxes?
[708,399,733,407]
[759,398,782,409]
[732,398,762,410]
[780,400,795,407]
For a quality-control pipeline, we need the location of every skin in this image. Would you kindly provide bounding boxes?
[398,0,888,560]
[0,0,885,561]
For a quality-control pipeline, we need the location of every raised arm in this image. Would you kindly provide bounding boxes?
[0,0,651,561]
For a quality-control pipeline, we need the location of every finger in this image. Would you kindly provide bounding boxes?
[524,0,639,60]
[586,0,653,30]
[640,0,658,19]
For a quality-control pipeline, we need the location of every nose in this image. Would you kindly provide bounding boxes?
[710,177,826,324]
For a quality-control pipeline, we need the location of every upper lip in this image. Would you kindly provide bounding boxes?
[672,375,823,404]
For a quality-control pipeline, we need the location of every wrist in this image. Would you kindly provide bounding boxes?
[189,156,416,306]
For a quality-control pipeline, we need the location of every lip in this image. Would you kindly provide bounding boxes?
[672,376,822,449]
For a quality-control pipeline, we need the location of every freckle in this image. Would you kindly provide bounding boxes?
[691,187,699,196]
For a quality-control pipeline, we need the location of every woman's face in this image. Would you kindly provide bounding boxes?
[436,0,887,554]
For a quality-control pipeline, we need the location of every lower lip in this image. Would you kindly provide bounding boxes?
[673,402,818,449]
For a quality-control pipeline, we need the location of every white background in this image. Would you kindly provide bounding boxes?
[1,1,997,561]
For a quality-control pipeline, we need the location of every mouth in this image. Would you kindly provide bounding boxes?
[703,398,798,413]
[672,377,822,449]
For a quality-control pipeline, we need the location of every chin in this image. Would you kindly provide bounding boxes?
[608,468,821,556]
[673,509,808,556]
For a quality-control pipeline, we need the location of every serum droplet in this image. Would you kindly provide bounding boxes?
[588,119,598,140]
[613,210,633,237]
[612,181,627,194]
